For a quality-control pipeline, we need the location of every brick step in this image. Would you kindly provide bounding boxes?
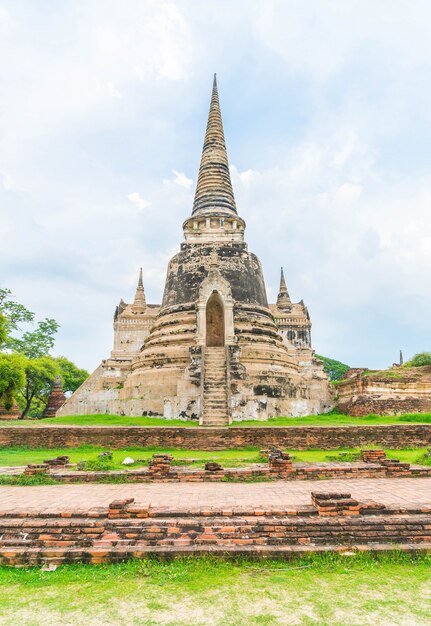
[203,394,226,399]
[2,543,431,566]
[203,396,225,400]
[203,347,228,425]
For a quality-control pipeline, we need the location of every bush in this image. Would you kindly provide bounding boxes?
[315,355,350,381]
[76,458,116,472]
[404,352,431,367]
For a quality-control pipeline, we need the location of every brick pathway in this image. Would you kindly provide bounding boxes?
[0,477,431,513]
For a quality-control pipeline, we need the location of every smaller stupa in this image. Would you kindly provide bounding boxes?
[42,376,66,418]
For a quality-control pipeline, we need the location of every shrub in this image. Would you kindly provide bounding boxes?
[76,458,116,472]
[315,355,350,381]
[404,352,431,367]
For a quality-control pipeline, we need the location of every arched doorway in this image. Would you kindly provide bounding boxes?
[206,291,225,347]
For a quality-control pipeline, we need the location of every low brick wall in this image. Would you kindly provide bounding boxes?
[1,495,430,565]
[1,424,431,450]
[21,458,431,483]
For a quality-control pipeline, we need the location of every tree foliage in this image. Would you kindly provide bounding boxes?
[315,355,350,381]
[404,352,431,368]
[0,288,34,332]
[19,356,59,419]
[0,288,63,416]
[0,353,26,411]
[6,318,59,359]
[55,356,89,393]
[0,288,59,358]
[0,312,8,348]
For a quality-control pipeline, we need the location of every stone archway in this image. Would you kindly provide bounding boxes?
[206,291,225,347]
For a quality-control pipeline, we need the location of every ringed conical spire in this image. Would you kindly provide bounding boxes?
[277,267,292,309]
[132,267,146,312]
[192,74,237,216]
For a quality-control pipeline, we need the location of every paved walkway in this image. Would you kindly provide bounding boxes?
[0,477,431,513]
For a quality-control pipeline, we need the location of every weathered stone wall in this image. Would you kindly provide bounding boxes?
[163,243,268,307]
[57,362,131,417]
[337,366,431,416]
[1,424,431,450]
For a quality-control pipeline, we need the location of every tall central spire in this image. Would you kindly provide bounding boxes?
[192,74,237,216]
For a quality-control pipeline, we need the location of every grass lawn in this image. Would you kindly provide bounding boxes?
[1,412,431,428]
[0,553,430,625]
[0,445,429,469]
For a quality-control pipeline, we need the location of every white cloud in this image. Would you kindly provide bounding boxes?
[1,170,14,190]
[127,192,151,212]
[1,0,430,372]
[107,81,123,100]
[255,0,431,81]
[171,169,193,189]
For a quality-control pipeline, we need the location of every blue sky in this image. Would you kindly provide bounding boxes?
[1,0,430,372]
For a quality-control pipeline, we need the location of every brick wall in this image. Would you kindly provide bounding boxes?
[1,496,430,565]
[1,424,431,450]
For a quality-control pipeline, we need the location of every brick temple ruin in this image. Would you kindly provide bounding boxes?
[59,75,334,424]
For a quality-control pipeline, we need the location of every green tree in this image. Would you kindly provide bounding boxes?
[315,355,350,381]
[19,356,59,419]
[404,352,431,367]
[0,312,8,347]
[0,288,34,332]
[0,353,26,411]
[55,356,89,393]
[0,289,59,358]
[7,318,59,359]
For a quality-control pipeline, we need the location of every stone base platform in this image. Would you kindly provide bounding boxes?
[1,478,431,565]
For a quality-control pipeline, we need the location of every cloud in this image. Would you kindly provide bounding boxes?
[1,0,430,373]
[171,169,193,189]
[1,170,14,190]
[127,192,151,212]
[107,81,123,100]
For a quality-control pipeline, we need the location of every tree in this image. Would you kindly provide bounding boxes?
[315,355,350,381]
[55,356,89,393]
[0,288,34,333]
[7,318,59,359]
[0,353,26,411]
[0,312,8,348]
[19,356,59,419]
[0,288,59,358]
[404,352,431,368]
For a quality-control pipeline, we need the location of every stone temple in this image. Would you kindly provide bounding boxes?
[59,76,333,424]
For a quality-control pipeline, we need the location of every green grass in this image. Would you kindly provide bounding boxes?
[233,412,431,427]
[0,553,430,625]
[2,412,431,428]
[0,445,429,469]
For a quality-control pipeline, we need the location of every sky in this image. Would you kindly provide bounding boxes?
[1,0,430,372]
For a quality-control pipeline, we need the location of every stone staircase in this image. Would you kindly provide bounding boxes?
[201,347,229,426]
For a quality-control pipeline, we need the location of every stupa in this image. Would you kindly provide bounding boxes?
[58,76,333,423]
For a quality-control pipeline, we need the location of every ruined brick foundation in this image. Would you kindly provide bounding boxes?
[1,493,430,566]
